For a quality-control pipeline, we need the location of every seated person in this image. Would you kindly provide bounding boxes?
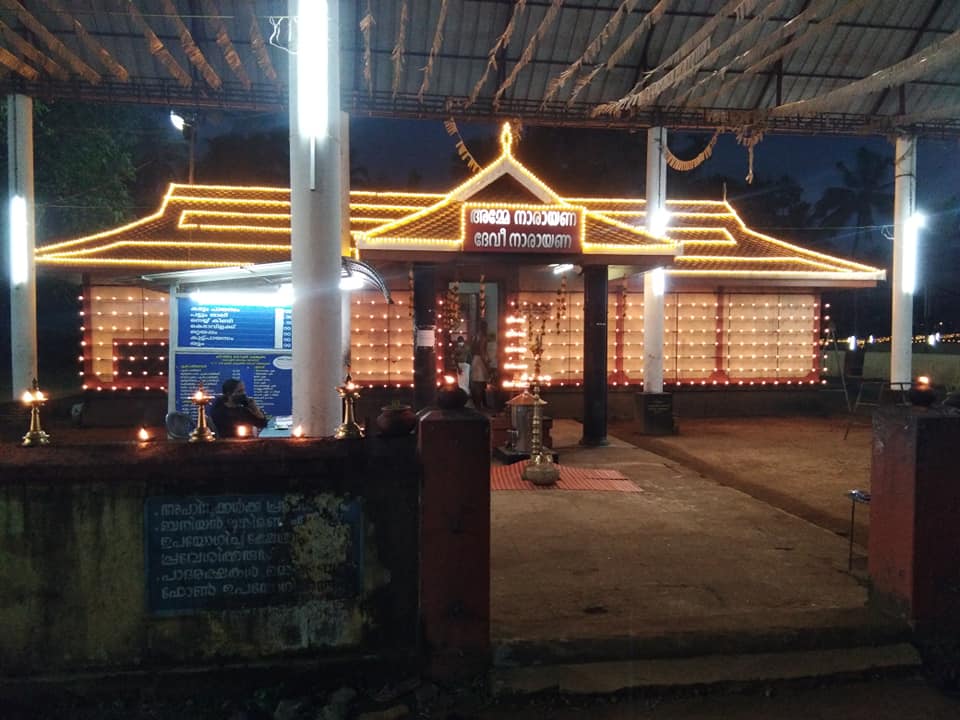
[210,378,267,437]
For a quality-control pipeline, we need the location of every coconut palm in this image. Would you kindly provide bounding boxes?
[811,147,893,260]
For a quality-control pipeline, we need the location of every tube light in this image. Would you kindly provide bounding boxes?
[649,208,672,236]
[340,274,365,290]
[297,1,328,141]
[902,212,925,295]
[9,195,27,286]
[189,288,292,307]
[551,263,574,275]
[650,267,665,297]
[169,111,186,132]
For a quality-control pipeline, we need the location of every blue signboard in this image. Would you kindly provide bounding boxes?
[178,297,292,350]
[144,494,364,614]
[176,352,292,418]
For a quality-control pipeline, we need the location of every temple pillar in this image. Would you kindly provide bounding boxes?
[6,94,37,399]
[581,265,608,446]
[289,0,343,436]
[644,126,667,394]
[413,264,437,410]
[890,135,918,388]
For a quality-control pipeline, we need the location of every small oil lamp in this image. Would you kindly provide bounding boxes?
[189,381,216,442]
[334,373,363,440]
[21,378,51,447]
[438,373,468,410]
[292,424,304,438]
[137,427,151,443]
[235,425,249,438]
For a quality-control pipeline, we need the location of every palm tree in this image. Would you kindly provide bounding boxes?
[812,147,893,260]
[812,148,894,337]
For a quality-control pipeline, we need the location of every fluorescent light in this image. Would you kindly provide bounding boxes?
[190,289,292,307]
[847,335,857,351]
[297,1,328,140]
[648,208,671,236]
[650,267,665,297]
[902,211,924,295]
[169,110,186,132]
[339,274,364,290]
[551,263,574,275]
[9,195,27,286]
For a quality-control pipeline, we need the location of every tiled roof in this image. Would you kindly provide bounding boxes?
[37,130,882,283]
[36,183,883,282]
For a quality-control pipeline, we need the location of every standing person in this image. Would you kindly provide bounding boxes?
[469,322,490,410]
[210,378,267,437]
[453,335,471,394]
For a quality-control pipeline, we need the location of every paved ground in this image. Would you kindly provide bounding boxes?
[491,418,877,655]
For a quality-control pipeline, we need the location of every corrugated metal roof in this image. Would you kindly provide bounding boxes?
[1,1,957,135]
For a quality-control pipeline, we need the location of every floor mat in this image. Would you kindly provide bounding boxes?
[491,463,641,492]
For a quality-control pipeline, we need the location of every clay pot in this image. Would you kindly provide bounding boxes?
[376,404,417,436]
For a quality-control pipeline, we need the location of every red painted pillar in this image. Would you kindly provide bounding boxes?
[418,407,490,678]
[869,409,960,634]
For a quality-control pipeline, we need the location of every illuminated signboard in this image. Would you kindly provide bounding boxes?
[462,204,583,253]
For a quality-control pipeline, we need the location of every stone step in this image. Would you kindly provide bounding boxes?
[490,642,922,696]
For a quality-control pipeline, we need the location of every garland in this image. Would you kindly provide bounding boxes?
[444,118,482,174]
[391,0,409,99]
[467,0,527,108]
[417,0,450,102]
[664,129,720,172]
[492,0,563,110]
[541,0,640,106]
[359,0,374,95]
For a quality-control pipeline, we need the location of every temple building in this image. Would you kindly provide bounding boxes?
[35,125,883,400]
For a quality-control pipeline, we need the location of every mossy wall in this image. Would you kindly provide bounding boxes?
[0,437,419,676]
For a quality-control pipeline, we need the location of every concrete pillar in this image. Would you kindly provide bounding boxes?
[340,111,352,371]
[289,0,343,436]
[581,265,608,446]
[418,408,490,678]
[644,126,667,395]
[645,127,667,227]
[869,409,960,634]
[7,94,37,399]
[643,269,665,393]
[890,135,917,388]
[413,264,437,410]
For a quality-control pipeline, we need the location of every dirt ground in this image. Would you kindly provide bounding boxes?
[611,415,873,547]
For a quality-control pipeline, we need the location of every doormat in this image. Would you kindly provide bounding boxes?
[491,463,640,492]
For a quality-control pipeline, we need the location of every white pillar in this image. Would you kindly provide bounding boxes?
[645,127,667,226]
[340,111,352,371]
[644,126,667,394]
[643,268,665,393]
[289,0,344,436]
[890,135,917,388]
[7,94,37,399]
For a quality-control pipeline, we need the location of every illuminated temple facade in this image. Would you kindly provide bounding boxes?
[36,130,883,395]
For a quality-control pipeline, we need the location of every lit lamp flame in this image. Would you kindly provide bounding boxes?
[189,380,215,442]
[335,372,364,440]
[443,374,457,386]
[236,425,249,438]
[21,378,51,447]
[137,427,150,442]
[292,424,304,438]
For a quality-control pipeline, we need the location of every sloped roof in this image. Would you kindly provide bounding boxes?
[36,123,883,285]
[572,198,883,279]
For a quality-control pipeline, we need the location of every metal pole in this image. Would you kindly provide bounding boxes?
[7,94,38,399]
